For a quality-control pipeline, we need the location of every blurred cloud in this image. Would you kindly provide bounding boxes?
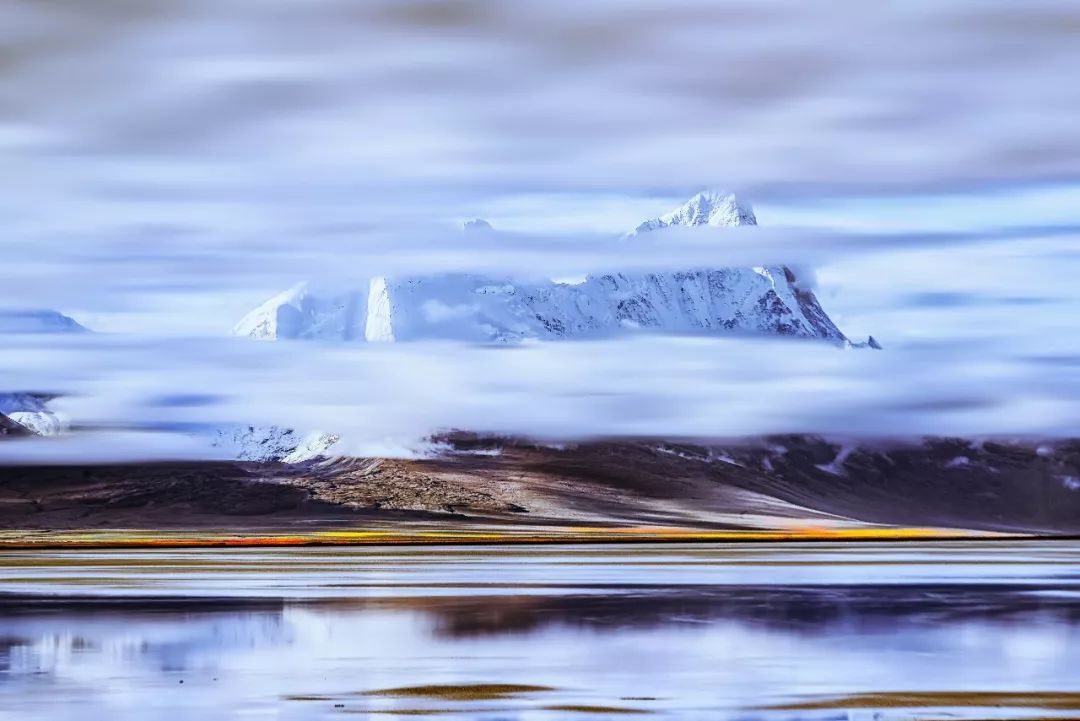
[4,1,1080,207]
[1,332,1079,463]
[2,1,1080,460]
[4,1,1080,331]
[899,292,1054,309]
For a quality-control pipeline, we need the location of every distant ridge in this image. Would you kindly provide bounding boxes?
[0,309,87,334]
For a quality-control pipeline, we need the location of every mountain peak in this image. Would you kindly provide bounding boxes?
[463,218,494,234]
[632,190,756,235]
[681,190,757,226]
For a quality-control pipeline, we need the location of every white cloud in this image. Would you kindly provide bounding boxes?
[2,1,1080,460]
[1,332,1079,462]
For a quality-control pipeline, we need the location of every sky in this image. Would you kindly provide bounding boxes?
[1,0,1079,459]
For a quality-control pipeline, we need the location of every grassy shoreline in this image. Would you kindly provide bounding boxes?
[0,525,1034,550]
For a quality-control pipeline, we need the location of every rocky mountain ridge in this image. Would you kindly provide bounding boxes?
[235,191,861,346]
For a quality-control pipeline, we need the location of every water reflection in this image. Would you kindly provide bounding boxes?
[405,584,1080,638]
[1,543,1079,720]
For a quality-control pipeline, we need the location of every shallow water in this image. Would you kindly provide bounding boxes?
[1,541,1079,720]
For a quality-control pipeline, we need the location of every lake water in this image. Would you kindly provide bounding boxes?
[1,541,1079,720]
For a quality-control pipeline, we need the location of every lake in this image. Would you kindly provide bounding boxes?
[1,541,1079,720]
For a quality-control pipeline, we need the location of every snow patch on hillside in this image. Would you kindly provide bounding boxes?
[211,425,340,463]
[0,394,65,436]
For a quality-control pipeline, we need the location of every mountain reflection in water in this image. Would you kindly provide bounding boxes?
[1,542,1079,720]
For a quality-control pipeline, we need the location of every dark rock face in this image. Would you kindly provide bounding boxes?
[424,434,1080,534]
[0,463,345,529]
[685,436,1080,534]
[0,414,31,436]
[2,436,1077,534]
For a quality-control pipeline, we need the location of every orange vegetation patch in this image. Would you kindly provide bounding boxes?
[0,525,1011,550]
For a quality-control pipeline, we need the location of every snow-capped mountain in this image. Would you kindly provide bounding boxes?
[235,191,853,345]
[0,310,87,437]
[226,191,874,462]
[233,284,370,341]
[597,191,846,341]
[211,425,339,464]
[0,309,87,334]
[628,189,758,235]
[0,393,65,436]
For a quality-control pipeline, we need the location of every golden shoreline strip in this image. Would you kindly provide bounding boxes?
[0,526,1033,550]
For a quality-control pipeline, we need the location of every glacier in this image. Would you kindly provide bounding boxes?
[235,191,853,346]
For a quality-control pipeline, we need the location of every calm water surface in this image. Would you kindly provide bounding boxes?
[1,541,1079,720]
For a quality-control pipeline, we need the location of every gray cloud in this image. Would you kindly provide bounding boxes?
[4,1,1080,204]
